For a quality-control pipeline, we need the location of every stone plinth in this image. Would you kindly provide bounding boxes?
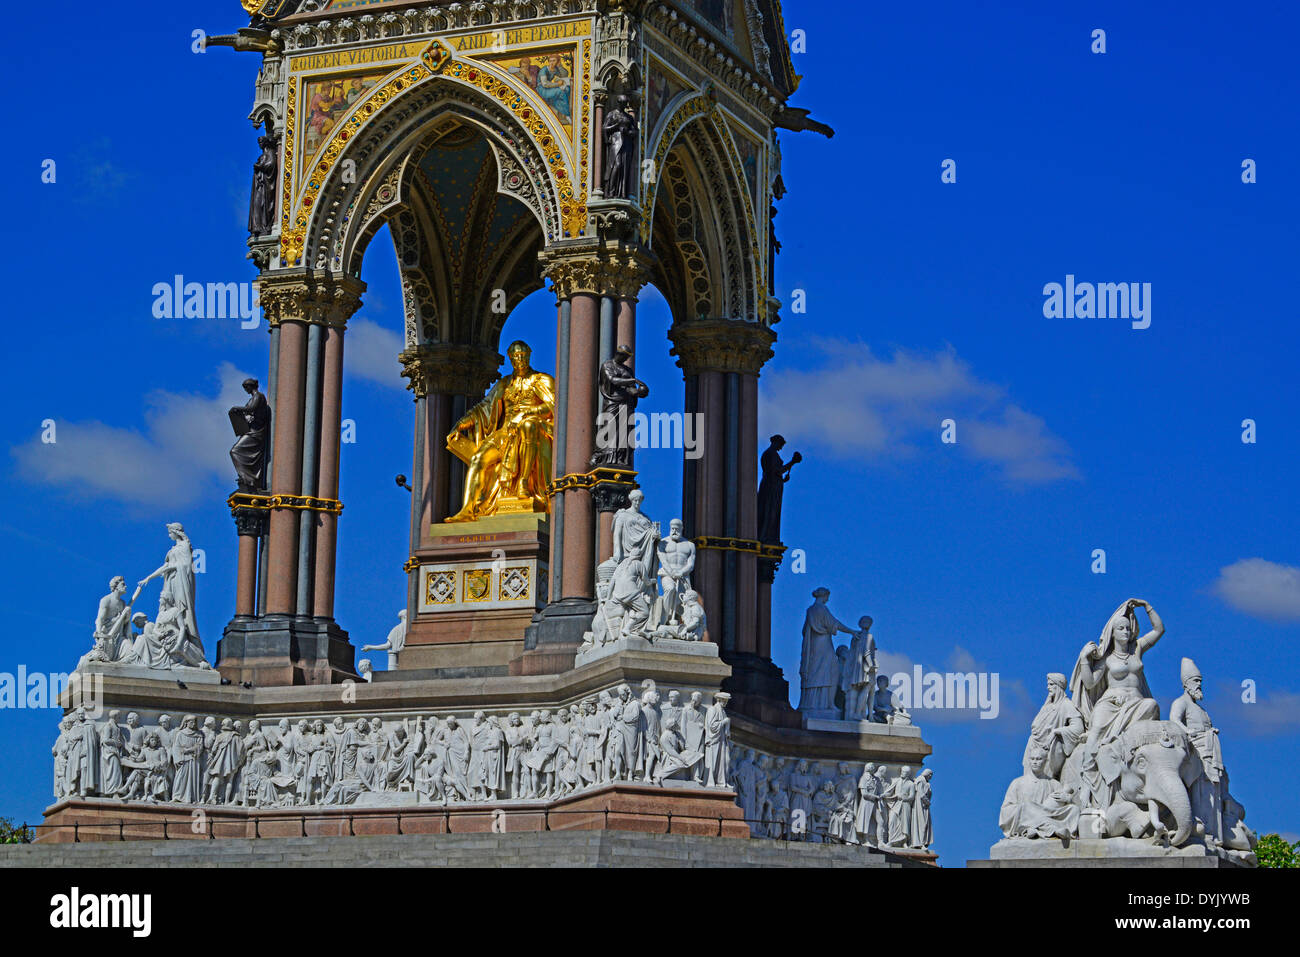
[74,663,223,687]
[217,616,356,686]
[732,712,933,768]
[968,837,1253,868]
[574,635,719,669]
[404,514,549,677]
[801,715,923,739]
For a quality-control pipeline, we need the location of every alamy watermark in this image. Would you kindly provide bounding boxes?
[152,275,260,329]
[1042,275,1151,330]
[890,665,1000,720]
[595,409,705,460]
[0,668,101,716]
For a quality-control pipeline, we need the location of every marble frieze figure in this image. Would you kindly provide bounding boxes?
[46,688,935,855]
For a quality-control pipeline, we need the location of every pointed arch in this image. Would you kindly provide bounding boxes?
[643,96,764,324]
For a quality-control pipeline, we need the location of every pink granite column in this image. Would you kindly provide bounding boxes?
[561,292,599,599]
[266,320,306,615]
[312,323,345,620]
[616,297,636,356]
[235,533,258,618]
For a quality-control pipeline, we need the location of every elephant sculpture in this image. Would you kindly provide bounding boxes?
[1098,720,1199,846]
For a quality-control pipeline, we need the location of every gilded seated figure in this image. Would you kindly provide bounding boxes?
[445,340,555,523]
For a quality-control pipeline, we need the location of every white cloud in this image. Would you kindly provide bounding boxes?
[760,339,1079,484]
[1214,682,1300,738]
[1211,558,1300,622]
[11,363,252,510]
[346,318,408,391]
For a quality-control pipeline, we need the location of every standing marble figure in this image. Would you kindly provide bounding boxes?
[843,616,876,720]
[138,523,204,664]
[229,377,271,490]
[704,693,732,788]
[656,519,696,628]
[798,588,855,713]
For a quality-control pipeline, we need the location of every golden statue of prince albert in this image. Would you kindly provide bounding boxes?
[445,340,556,523]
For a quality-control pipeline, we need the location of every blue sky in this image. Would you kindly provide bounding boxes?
[2,1,1298,866]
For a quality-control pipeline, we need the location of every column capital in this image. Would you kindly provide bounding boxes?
[669,319,777,377]
[256,270,366,329]
[399,343,502,399]
[539,246,653,302]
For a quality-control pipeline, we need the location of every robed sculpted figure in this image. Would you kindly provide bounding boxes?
[797,588,854,712]
[1069,598,1164,807]
[446,341,555,523]
[139,523,204,663]
[1022,672,1084,779]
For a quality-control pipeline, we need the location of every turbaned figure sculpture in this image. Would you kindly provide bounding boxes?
[445,340,555,523]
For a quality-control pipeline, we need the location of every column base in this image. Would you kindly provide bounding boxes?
[719,652,799,728]
[217,616,357,686]
[512,598,596,676]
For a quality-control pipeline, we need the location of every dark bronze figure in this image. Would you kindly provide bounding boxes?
[602,95,639,199]
[229,378,272,490]
[591,345,650,468]
[248,127,278,237]
[757,435,801,545]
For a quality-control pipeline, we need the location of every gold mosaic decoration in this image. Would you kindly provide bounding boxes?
[281,27,593,264]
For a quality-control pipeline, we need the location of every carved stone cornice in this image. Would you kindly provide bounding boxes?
[669,318,776,377]
[277,1,603,48]
[539,247,653,302]
[256,270,366,329]
[399,343,503,399]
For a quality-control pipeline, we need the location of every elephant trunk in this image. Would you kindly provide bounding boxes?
[1146,769,1194,846]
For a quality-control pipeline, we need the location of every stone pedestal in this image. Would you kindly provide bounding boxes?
[970,837,1254,868]
[217,616,356,686]
[574,635,719,669]
[403,514,549,677]
[74,663,223,688]
[800,715,923,739]
[513,598,594,676]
